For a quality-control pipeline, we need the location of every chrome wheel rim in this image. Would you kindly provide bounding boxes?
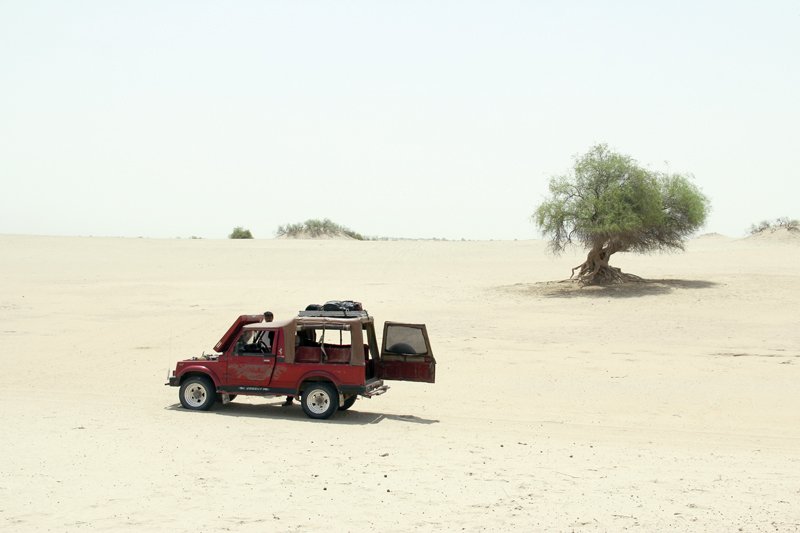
[183,382,208,407]
[306,388,331,415]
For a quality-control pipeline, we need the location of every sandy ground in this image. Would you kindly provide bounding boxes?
[1,232,799,532]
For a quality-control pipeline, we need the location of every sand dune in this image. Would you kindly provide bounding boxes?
[1,234,798,531]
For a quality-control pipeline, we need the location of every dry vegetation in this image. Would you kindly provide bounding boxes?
[749,217,799,235]
[276,218,364,240]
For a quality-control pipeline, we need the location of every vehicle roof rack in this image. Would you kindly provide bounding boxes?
[298,309,370,318]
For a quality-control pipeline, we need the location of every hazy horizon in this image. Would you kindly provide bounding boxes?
[2,1,798,240]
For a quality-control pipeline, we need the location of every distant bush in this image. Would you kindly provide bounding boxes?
[276,218,364,240]
[749,217,799,235]
[229,226,254,239]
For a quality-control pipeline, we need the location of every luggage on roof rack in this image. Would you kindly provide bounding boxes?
[323,300,362,312]
[298,309,369,318]
[300,300,366,317]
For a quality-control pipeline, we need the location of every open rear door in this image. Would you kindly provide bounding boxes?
[379,322,435,383]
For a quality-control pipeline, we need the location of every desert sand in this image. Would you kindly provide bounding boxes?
[1,232,799,532]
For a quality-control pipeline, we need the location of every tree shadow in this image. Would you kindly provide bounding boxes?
[500,278,720,299]
[164,401,439,426]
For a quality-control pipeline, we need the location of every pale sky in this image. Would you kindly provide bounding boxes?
[1,1,798,240]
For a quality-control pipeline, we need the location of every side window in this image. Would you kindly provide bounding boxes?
[257,330,275,352]
[236,332,250,354]
[296,328,319,347]
[236,331,270,356]
[321,328,352,347]
[297,327,352,347]
[384,325,427,355]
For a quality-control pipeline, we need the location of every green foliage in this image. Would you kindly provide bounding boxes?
[533,144,710,255]
[229,226,253,239]
[749,217,799,234]
[276,218,364,240]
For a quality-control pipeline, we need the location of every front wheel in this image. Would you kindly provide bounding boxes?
[301,383,339,419]
[179,376,216,411]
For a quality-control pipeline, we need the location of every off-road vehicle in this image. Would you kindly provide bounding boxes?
[166,309,435,419]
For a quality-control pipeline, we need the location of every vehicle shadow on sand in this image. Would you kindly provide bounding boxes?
[165,402,439,426]
[500,278,720,299]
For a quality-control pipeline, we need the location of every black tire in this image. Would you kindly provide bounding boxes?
[339,395,357,411]
[301,382,339,419]
[179,376,216,411]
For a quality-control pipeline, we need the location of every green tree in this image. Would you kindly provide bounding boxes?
[533,144,709,284]
[229,226,253,239]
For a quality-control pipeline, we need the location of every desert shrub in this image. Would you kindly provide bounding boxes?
[749,220,771,234]
[276,218,364,240]
[776,217,799,231]
[229,226,254,239]
[749,217,799,234]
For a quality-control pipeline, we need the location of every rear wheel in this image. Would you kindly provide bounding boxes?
[301,382,339,419]
[179,376,216,411]
[339,395,357,411]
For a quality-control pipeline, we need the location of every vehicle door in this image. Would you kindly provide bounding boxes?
[225,328,280,389]
[379,322,435,383]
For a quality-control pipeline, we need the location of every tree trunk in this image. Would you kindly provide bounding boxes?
[570,244,642,285]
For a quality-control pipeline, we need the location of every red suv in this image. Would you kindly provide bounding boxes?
[166,310,435,419]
